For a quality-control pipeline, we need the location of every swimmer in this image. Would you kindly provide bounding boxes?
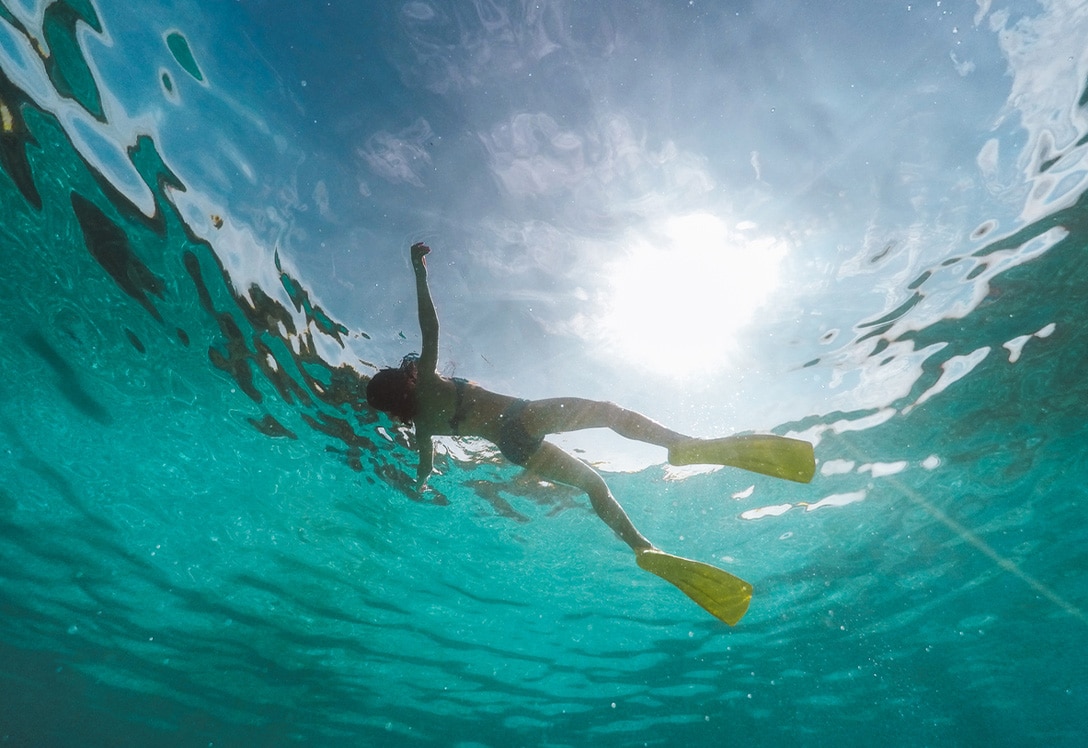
[366,242,815,625]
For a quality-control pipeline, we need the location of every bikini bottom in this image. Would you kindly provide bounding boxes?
[496,399,544,466]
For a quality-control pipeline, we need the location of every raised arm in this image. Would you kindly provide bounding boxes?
[411,242,439,374]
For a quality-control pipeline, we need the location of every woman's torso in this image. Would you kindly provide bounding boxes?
[415,374,516,443]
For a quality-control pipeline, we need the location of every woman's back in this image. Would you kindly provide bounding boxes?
[414,373,517,443]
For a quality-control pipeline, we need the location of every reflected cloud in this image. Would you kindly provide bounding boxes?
[985,1,1088,222]
[857,462,908,478]
[803,490,867,512]
[395,0,569,93]
[904,346,991,414]
[820,459,856,476]
[480,111,591,197]
[1002,321,1055,363]
[358,117,435,187]
[479,110,713,204]
[740,504,792,521]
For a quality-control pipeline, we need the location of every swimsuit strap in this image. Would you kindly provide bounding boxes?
[448,377,469,434]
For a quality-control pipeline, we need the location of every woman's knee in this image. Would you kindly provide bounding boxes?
[586,481,617,515]
[582,468,610,499]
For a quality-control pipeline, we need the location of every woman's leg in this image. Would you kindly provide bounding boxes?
[520,398,689,448]
[523,441,653,552]
[520,434,756,626]
[518,398,816,484]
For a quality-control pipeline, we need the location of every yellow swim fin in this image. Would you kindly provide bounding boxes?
[637,549,753,626]
[668,434,816,483]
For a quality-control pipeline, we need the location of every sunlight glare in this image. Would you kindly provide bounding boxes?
[601,213,786,376]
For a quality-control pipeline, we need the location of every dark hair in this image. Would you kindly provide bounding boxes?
[365,356,419,424]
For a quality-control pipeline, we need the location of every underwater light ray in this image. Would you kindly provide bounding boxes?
[840,436,1088,627]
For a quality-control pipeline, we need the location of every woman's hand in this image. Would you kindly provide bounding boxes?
[411,242,431,269]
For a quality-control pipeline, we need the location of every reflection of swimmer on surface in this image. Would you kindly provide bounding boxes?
[462,476,583,525]
[366,242,816,625]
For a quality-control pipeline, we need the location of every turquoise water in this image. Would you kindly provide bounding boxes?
[2,1,1088,746]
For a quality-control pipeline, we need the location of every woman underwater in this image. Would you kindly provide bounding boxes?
[366,242,815,625]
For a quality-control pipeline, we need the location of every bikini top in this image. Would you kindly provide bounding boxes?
[448,377,470,434]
